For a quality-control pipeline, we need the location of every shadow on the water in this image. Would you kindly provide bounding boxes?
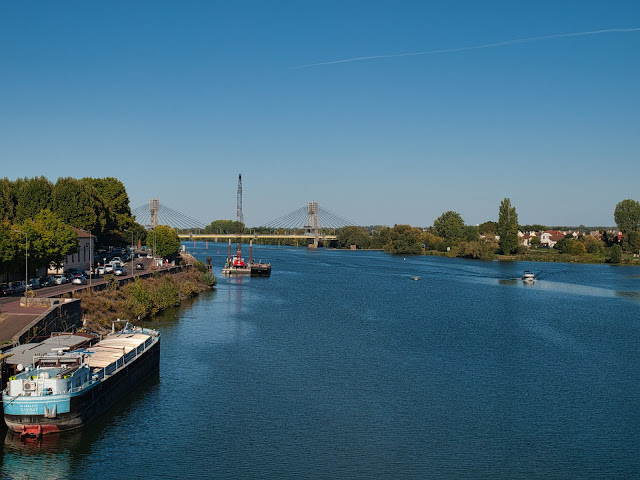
[616,291,640,301]
[1,371,160,479]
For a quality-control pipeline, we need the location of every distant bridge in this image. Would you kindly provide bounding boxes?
[134,200,353,246]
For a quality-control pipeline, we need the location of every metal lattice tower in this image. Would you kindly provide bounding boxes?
[236,174,243,253]
[149,199,159,229]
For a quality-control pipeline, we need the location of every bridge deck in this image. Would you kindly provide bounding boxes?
[178,234,337,240]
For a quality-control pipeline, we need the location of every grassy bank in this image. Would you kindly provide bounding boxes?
[75,269,215,332]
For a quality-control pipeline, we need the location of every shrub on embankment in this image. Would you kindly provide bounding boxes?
[75,269,215,332]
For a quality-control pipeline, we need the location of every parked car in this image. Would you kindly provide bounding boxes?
[10,281,25,294]
[0,283,14,296]
[27,278,41,290]
[64,273,75,283]
[135,262,144,270]
[53,274,68,285]
[39,275,56,287]
[71,274,87,285]
[95,265,106,275]
[113,267,127,276]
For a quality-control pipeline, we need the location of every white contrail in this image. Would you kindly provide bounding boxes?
[292,27,640,69]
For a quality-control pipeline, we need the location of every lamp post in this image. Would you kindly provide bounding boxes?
[13,229,28,294]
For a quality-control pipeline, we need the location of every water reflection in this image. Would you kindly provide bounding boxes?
[1,429,80,479]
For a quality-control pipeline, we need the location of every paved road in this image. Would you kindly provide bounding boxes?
[0,256,169,344]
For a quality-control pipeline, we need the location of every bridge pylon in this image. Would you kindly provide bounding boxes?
[307,201,319,248]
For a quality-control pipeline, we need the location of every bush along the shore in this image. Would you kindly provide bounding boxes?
[75,269,216,332]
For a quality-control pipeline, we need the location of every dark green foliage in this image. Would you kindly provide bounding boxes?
[614,199,640,234]
[0,178,16,221]
[464,225,479,241]
[14,176,53,223]
[337,226,371,249]
[84,177,133,236]
[369,227,391,249]
[205,220,243,234]
[477,221,497,236]
[433,211,465,241]
[384,225,423,255]
[51,178,107,236]
[610,244,623,264]
[497,198,519,255]
[623,231,640,253]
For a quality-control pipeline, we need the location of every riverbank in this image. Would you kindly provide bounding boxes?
[74,268,215,333]
[422,246,640,265]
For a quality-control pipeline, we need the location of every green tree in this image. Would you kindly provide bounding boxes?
[370,226,391,249]
[14,176,53,222]
[21,209,78,272]
[464,225,479,241]
[530,236,541,248]
[85,177,133,237]
[52,178,107,236]
[337,226,371,249]
[433,211,465,241]
[204,219,240,234]
[384,225,423,255]
[497,198,519,255]
[149,225,181,258]
[579,235,605,254]
[455,239,497,260]
[614,199,640,234]
[610,244,623,264]
[0,178,16,221]
[478,221,497,237]
[0,220,21,273]
[624,231,640,254]
[555,238,586,256]
[422,231,444,250]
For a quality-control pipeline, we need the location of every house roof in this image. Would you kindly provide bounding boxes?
[72,227,96,239]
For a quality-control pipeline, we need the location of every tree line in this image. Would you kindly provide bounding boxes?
[335,198,640,263]
[1,176,184,277]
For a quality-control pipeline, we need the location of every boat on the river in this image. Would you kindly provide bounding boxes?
[522,271,535,282]
[2,322,160,437]
[222,239,271,277]
[250,261,272,277]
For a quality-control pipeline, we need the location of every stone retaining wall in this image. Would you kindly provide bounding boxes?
[12,299,83,346]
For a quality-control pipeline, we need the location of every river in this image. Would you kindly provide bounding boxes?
[2,244,639,479]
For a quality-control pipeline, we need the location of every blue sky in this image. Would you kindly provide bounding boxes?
[1,1,638,228]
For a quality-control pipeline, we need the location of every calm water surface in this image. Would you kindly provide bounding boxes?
[2,245,639,479]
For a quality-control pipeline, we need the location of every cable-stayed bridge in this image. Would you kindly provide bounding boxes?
[131,200,355,246]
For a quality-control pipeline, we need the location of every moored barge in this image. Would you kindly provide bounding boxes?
[2,323,160,437]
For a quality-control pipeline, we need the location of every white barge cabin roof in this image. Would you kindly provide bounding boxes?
[85,333,150,369]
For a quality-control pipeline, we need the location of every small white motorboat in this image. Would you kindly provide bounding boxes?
[522,270,535,282]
